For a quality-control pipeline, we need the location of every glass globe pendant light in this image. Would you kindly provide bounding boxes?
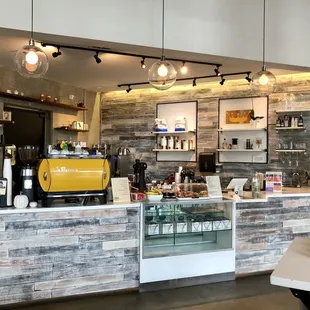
[148,0,177,90]
[251,0,276,94]
[14,0,49,78]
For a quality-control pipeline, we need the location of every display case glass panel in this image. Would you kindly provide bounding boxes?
[142,200,233,259]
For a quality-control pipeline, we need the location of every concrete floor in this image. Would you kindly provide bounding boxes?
[8,275,298,310]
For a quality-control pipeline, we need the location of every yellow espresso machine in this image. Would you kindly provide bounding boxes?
[38,158,110,207]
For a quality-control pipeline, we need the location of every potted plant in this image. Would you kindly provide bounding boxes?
[250,108,264,128]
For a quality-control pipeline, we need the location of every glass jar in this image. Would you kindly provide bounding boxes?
[251,175,260,198]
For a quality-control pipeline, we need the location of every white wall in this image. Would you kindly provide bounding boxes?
[1,0,310,68]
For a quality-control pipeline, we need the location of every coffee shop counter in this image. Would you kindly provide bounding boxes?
[0,202,140,306]
[230,188,310,276]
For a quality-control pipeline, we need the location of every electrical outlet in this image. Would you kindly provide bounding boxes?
[69,95,75,100]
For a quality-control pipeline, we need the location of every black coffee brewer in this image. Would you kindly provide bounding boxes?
[133,159,147,190]
[18,146,39,206]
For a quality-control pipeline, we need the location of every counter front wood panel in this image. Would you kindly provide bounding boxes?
[0,206,140,305]
[236,197,310,274]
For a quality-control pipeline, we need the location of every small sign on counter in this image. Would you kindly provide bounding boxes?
[266,171,282,192]
[111,177,131,203]
[206,176,222,199]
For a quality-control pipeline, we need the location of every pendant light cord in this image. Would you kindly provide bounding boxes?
[31,0,34,39]
[161,0,165,58]
[262,0,266,68]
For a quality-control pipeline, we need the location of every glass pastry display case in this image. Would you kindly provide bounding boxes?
[142,200,232,258]
[140,199,235,285]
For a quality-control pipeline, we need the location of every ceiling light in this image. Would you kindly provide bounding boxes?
[192,79,197,87]
[14,0,49,78]
[214,65,221,76]
[148,0,177,90]
[219,76,225,85]
[245,73,252,83]
[180,61,188,74]
[52,47,62,58]
[94,51,101,64]
[251,0,276,94]
[126,85,132,93]
[141,57,146,69]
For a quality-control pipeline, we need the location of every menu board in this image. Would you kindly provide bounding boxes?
[266,172,282,192]
[111,178,131,203]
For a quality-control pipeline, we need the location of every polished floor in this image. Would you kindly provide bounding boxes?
[9,275,298,310]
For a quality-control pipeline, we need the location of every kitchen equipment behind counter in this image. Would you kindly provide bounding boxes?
[38,158,110,207]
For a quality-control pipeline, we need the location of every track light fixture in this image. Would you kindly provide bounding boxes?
[245,73,252,83]
[219,76,225,85]
[181,61,188,74]
[52,47,62,58]
[140,57,146,69]
[214,65,221,76]
[94,51,101,64]
[118,71,252,91]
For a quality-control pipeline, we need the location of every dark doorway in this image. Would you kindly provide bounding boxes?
[5,107,45,152]
[4,107,46,196]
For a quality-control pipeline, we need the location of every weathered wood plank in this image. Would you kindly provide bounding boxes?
[35,273,124,291]
[78,231,138,243]
[51,280,138,298]
[9,242,103,258]
[0,291,52,305]
[37,224,126,237]
[102,239,139,251]
[0,236,79,250]
[34,208,127,220]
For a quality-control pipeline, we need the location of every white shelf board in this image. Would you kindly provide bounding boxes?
[217,149,266,152]
[276,127,306,131]
[276,109,310,115]
[152,131,195,135]
[218,128,266,132]
[153,149,195,152]
[276,149,306,153]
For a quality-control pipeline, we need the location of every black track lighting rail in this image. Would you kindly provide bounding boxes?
[117,71,252,89]
[40,42,222,67]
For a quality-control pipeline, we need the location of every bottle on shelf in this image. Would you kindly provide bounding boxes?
[167,136,174,150]
[298,114,304,127]
[280,119,285,127]
[276,117,281,127]
[160,136,167,150]
[222,138,227,149]
[175,136,181,149]
[75,141,82,153]
[284,115,289,127]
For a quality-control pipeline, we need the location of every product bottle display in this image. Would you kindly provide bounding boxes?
[298,114,304,127]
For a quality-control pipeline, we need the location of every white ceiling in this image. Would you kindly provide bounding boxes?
[0,29,307,92]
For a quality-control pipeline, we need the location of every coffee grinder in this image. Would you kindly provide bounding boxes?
[133,159,147,190]
[18,146,39,205]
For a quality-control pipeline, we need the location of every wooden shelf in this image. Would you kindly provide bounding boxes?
[217,149,266,152]
[0,119,14,124]
[276,127,306,131]
[218,128,267,132]
[276,109,310,116]
[0,92,87,112]
[152,131,195,135]
[54,127,89,133]
[276,149,306,153]
[152,149,195,152]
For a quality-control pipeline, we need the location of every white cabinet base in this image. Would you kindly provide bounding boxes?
[140,249,235,284]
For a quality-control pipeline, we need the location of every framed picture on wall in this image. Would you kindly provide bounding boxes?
[3,111,11,121]
[218,96,268,164]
